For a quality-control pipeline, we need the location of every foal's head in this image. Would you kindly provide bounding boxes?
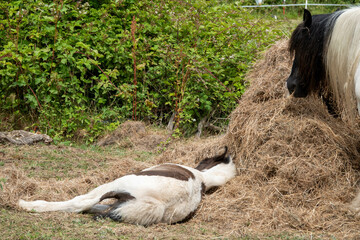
[195,146,236,191]
[195,146,231,171]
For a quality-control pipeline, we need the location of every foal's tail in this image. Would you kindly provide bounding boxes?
[18,180,128,213]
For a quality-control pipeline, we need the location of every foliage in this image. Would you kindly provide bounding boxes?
[0,0,285,141]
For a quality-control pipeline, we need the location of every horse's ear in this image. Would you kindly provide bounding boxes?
[303,9,312,28]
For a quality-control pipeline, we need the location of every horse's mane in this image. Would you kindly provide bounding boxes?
[288,13,339,97]
[326,8,360,121]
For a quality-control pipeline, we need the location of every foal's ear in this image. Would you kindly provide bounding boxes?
[303,9,312,28]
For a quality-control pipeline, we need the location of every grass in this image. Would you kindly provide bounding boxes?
[6,145,107,179]
[0,144,161,239]
[0,208,121,239]
[0,207,313,240]
[0,206,231,240]
[0,142,325,239]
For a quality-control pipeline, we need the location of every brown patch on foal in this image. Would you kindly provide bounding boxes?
[94,191,136,220]
[135,164,195,181]
[195,146,229,171]
[100,191,135,202]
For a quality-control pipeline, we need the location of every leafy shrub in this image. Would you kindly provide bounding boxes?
[0,0,284,141]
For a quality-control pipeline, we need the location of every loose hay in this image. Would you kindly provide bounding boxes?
[4,40,360,238]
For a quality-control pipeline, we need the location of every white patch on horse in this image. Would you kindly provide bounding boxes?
[326,7,360,120]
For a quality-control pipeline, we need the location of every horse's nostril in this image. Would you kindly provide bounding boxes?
[286,80,296,94]
[288,86,295,94]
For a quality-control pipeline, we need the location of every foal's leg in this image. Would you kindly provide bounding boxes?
[108,197,165,226]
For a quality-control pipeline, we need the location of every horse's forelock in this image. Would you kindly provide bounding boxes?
[288,23,305,56]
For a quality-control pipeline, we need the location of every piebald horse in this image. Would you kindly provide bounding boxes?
[19,147,236,226]
[287,7,360,213]
[287,7,360,120]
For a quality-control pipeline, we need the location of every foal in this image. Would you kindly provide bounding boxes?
[19,147,236,226]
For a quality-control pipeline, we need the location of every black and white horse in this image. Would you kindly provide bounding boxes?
[287,7,360,120]
[19,147,236,226]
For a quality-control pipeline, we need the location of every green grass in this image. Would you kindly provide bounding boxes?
[12,146,107,179]
[134,150,155,162]
[1,206,315,239]
[0,208,122,240]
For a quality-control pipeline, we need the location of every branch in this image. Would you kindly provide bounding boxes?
[0,53,12,61]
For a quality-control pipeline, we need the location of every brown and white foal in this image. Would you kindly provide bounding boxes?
[19,147,236,226]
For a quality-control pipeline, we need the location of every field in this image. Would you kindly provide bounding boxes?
[0,139,323,240]
[2,41,360,239]
[1,143,226,240]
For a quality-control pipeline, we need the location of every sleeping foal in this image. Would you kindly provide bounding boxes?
[19,146,236,226]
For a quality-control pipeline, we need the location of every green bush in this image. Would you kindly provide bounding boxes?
[0,0,284,141]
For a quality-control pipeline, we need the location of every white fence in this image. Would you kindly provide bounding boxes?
[241,1,354,8]
[242,4,352,8]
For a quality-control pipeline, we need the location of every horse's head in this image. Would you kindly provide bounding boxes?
[195,146,237,191]
[287,9,313,97]
[287,54,309,97]
[287,9,331,98]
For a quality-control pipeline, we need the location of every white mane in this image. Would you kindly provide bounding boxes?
[325,7,360,122]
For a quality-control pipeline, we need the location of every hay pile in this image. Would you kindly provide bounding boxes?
[160,40,360,237]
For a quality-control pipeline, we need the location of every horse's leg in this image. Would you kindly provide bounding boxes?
[19,178,127,213]
[106,196,165,226]
[354,62,360,115]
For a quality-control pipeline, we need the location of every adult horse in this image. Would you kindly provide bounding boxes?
[286,7,360,121]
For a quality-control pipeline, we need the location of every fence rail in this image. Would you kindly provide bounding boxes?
[241,3,354,8]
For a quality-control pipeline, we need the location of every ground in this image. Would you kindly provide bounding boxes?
[0,142,328,240]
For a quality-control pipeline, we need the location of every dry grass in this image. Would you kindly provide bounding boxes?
[96,121,169,151]
[2,40,360,239]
